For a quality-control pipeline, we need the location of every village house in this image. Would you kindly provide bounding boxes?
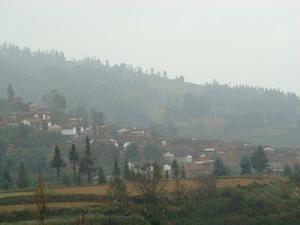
[264,145,275,152]
[268,161,284,174]
[61,127,78,137]
[184,160,214,177]
[117,127,152,141]
[163,151,175,162]
[48,124,62,133]
[95,125,112,139]
[177,155,193,165]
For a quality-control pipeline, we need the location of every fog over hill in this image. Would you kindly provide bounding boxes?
[1,43,300,145]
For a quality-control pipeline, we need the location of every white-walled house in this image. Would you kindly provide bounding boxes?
[163,151,175,162]
[61,127,77,136]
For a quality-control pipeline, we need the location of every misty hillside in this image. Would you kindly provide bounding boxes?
[1,43,300,144]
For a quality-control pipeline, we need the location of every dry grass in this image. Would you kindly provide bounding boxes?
[0,202,99,213]
[54,177,271,195]
[0,177,271,200]
[0,191,34,199]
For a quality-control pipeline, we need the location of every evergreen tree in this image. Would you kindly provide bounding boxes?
[171,159,180,179]
[251,146,268,173]
[292,164,300,183]
[126,143,139,161]
[0,139,5,171]
[2,169,12,189]
[17,162,28,188]
[7,83,15,100]
[213,157,226,176]
[123,160,130,180]
[283,165,292,177]
[181,165,186,179]
[98,166,106,184]
[69,144,79,184]
[51,145,65,182]
[240,156,252,175]
[113,157,120,177]
[77,171,82,185]
[165,170,169,179]
[153,163,162,181]
[80,136,96,183]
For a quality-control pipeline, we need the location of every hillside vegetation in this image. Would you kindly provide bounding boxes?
[0,178,300,225]
[1,43,300,144]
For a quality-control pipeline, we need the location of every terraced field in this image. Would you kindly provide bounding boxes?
[0,177,273,225]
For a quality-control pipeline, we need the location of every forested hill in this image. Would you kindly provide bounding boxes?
[1,43,300,144]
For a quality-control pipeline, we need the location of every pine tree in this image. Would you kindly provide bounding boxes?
[213,157,226,176]
[283,165,292,177]
[79,136,96,183]
[181,165,186,179]
[251,146,268,173]
[98,166,106,184]
[113,157,120,177]
[240,156,252,175]
[0,139,5,171]
[51,145,65,182]
[123,160,130,180]
[7,83,15,100]
[2,169,12,189]
[77,171,82,185]
[171,159,180,179]
[17,163,28,188]
[69,144,79,184]
[153,163,162,181]
[165,170,169,179]
[292,164,300,183]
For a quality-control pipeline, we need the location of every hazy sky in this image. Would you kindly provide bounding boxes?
[1,0,299,94]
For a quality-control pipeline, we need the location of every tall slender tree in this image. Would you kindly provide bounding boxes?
[123,159,130,180]
[240,156,252,175]
[2,169,12,189]
[80,136,95,183]
[51,145,65,182]
[181,165,186,179]
[165,170,169,179]
[213,157,226,176]
[113,157,120,177]
[17,162,29,188]
[251,146,268,173]
[153,162,162,181]
[35,169,46,225]
[7,83,15,100]
[98,166,106,184]
[171,159,180,179]
[69,144,79,184]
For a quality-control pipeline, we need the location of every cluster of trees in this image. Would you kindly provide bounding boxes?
[51,136,101,185]
[42,90,67,113]
[240,146,268,175]
[1,162,28,189]
[281,163,300,184]
[181,84,299,130]
[0,84,29,115]
[1,43,299,141]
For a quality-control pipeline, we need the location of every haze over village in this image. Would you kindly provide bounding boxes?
[0,1,300,225]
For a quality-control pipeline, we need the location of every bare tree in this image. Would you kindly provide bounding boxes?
[74,215,86,225]
[108,176,128,211]
[173,178,187,201]
[134,163,165,202]
[35,169,47,225]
